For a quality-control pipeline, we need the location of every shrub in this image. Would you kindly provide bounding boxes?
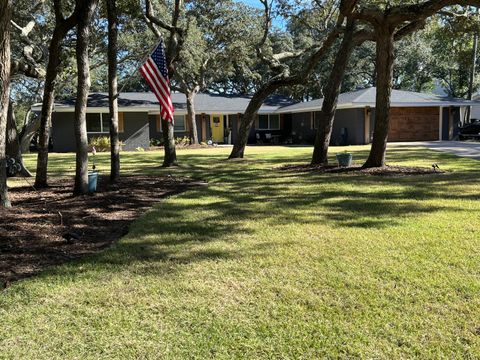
[150,138,163,147]
[175,136,190,147]
[89,136,110,152]
[150,136,194,148]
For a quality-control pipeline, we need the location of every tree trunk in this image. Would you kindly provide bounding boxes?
[311,21,356,165]
[363,29,395,168]
[34,26,73,187]
[229,82,279,159]
[19,110,39,153]
[6,102,32,177]
[73,0,98,194]
[467,30,478,123]
[162,119,177,166]
[107,0,120,183]
[186,90,199,145]
[0,0,12,208]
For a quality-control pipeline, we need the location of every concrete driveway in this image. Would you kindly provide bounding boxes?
[389,141,480,160]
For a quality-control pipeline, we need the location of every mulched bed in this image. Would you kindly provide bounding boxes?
[277,164,447,176]
[0,175,203,286]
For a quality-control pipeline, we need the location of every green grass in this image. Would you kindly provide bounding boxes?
[2,145,480,359]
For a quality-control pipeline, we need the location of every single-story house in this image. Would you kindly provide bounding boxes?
[277,87,476,145]
[31,87,478,152]
[470,94,480,120]
[31,92,294,152]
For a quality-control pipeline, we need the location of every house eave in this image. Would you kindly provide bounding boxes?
[275,102,473,114]
[31,105,280,115]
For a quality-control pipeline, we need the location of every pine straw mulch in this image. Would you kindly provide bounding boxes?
[277,164,447,176]
[0,175,205,287]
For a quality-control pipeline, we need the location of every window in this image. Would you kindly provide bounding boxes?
[86,113,124,133]
[174,115,186,131]
[157,114,186,132]
[269,115,280,130]
[258,114,280,130]
[258,115,269,129]
[102,116,110,132]
[86,113,103,133]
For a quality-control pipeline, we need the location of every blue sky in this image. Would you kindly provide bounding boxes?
[235,0,286,28]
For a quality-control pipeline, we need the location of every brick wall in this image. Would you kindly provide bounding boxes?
[388,107,439,141]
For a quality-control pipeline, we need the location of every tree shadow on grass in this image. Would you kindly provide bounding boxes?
[6,146,478,286]
[1,176,211,284]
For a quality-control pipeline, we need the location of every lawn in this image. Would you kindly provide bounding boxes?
[1,145,480,359]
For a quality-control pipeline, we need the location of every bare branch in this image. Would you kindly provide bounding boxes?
[143,14,162,38]
[199,58,209,89]
[272,50,307,62]
[143,0,186,77]
[145,0,175,32]
[171,0,182,29]
[166,0,185,68]
[256,0,272,55]
[10,20,25,33]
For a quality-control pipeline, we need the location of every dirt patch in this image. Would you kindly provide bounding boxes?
[277,164,447,176]
[0,175,202,286]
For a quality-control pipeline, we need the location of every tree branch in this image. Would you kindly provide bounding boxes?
[145,0,175,32]
[143,14,162,38]
[352,0,480,26]
[352,28,375,44]
[438,9,471,18]
[394,19,427,40]
[255,0,273,65]
[53,0,64,22]
[11,59,45,78]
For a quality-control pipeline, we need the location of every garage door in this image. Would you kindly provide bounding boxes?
[388,107,439,141]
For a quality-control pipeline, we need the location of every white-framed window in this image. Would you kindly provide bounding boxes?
[174,114,186,131]
[86,113,108,133]
[156,114,187,132]
[258,114,280,130]
[86,113,124,133]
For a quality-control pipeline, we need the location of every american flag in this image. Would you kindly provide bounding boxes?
[140,41,174,122]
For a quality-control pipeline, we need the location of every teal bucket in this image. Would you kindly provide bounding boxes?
[88,171,99,193]
[336,153,353,167]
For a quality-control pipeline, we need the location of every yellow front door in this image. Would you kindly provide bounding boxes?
[210,114,224,143]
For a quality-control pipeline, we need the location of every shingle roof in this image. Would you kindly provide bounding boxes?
[277,87,479,113]
[33,87,475,115]
[37,92,296,114]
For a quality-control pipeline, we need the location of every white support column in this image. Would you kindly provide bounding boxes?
[438,106,443,141]
[364,107,371,144]
[226,114,231,144]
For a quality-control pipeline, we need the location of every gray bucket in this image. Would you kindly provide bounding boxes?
[336,153,353,167]
[88,171,99,193]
